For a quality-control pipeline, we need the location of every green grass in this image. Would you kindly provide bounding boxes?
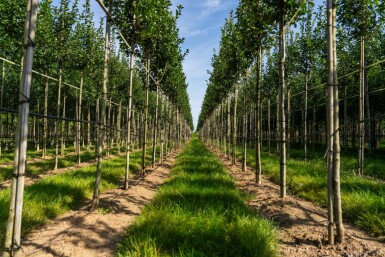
[235,143,385,237]
[0,146,127,182]
[0,147,157,243]
[117,139,278,257]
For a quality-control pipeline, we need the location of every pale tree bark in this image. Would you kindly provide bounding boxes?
[327,0,344,244]
[42,79,48,158]
[268,98,271,156]
[3,1,38,255]
[287,89,291,159]
[77,74,83,164]
[91,10,111,211]
[327,0,335,241]
[304,70,308,161]
[256,48,262,184]
[152,82,159,168]
[232,84,238,165]
[117,99,121,154]
[242,74,247,172]
[124,50,134,189]
[0,61,4,158]
[61,94,66,157]
[358,36,365,176]
[227,95,231,160]
[332,1,344,242]
[87,102,91,152]
[142,56,150,172]
[278,14,287,198]
[160,92,164,163]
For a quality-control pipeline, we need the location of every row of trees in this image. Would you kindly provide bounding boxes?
[198,0,385,245]
[1,0,193,256]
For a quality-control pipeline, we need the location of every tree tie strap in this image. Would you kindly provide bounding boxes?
[12,173,26,178]
[24,37,35,48]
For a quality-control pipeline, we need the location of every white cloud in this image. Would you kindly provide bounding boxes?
[204,0,221,8]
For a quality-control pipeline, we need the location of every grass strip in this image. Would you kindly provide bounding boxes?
[236,145,385,237]
[0,147,157,243]
[117,139,278,257]
[0,146,127,182]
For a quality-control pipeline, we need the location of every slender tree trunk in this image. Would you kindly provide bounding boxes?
[117,99,121,154]
[278,14,287,198]
[91,9,110,211]
[276,94,279,154]
[256,48,262,184]
[3,1,38,255]
[54,70,62,169]
[61,94,66,157]
[305,70,308,161]
[77,74,83,164]
[287,89,291,159]
[227,95,231,160]
[232,84,238,165]
[343,84,348,153]
[87,102,91,152]
[0,61,4,158]
[124,50,134,189]
[365,76,371,154]
[268,98,271,156]
[242,74,247,172]
[152,82,159,168]
[332,1,344,242]
[327,1,335,242]
[142,56,150,172]
[160,92,164,163]
[42,79,48,158]
[358,36,365,176]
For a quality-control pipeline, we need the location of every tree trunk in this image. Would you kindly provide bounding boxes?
[152,83,159,168]
[332,1,344,242]
[91,9,110,211]
[256,48,262,184]
[278,15,287,198]
[77,74,83,164]
[232,84,238,165]
[242,74,247,172]
[142,56,150,172]
[61,94,66,157]
[124,50,134,189]
[227,95,231,160]
[117,99,121,154]
[268,98,271,156]
[3,1,38,255]
[305,70,308,161]
[42,79,48,158]
[287,89,291,159]
[358,36,365,176]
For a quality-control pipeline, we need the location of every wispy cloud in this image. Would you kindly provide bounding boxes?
[199,0,230,20]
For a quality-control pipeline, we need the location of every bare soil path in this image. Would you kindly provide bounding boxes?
[213,150,385,257]
[20,150,180,257]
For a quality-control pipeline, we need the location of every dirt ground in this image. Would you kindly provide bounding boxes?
[214,150,385,257]
[19,150,180,257]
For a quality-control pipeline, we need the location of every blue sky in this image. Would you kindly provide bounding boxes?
[170,0,238,129]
